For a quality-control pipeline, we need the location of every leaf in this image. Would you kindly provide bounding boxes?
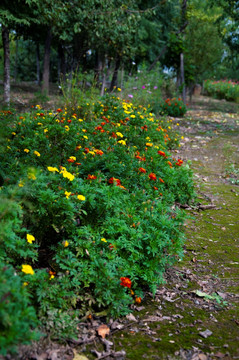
[73,351,89,360]
[97,324,110,338]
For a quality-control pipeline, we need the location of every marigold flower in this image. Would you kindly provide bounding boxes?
[77,195,86,201]
[67,158,75,163]
[63,240,69,247]
[118,140,126,145]
[56,108,62,113]
[34,151,41,157]
[159,178,165,183]
[87,174,97,180]
[135,296,142,304]
[116,131,124,138]
[139,167,146,173]
[61,170,74,181]
[176,159,183,166]
[94,149,104,155]
[24,148,29,153]
[108,177,121,186]
[101,238,107,242]
[26,234,35,244]
[48,166,59,172]
[84,147,90,154]
[65,191,71,199]
[120,277,131,288]
[149,173,157,181]
[22,264,34,275]
[158,150,166,157]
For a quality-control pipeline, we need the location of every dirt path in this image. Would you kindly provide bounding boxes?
[71,97,239,360]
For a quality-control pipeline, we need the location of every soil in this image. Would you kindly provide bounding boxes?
[2,94,239,360]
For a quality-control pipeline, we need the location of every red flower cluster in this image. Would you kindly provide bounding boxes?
[67,158,75,163]
[120,277,131,288]
[141,125,148,131]
[139,167,146,173]
[149,173,157,181]
[135,151,146,162]
[176,159,183,166]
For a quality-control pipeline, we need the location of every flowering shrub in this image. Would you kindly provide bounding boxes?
[153,97,187,117]
[0,96,195,353]
[204,79,239,103]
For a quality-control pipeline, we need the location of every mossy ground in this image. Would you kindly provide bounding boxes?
[77,97,239,359]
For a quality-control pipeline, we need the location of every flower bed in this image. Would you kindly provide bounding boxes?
[204,79,239,103]
[0,95,195,354]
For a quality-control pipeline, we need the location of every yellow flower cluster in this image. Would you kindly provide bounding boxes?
[22,264,34,275]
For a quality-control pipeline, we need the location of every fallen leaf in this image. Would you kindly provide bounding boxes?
[198,354,208,360]
[126,313,137,322]
[214,352,225,358]
[97,324,110,339]
[199,329,212,338]
[73,351,89,360]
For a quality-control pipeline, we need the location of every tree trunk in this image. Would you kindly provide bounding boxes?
[109,55,121,91]
[14,39,18,83]
[180,52,186,103]
[58,43,66,83]
[100,56,106,96]
[42,28,52,94]
[36,42,41,86]
[2,25,10,105]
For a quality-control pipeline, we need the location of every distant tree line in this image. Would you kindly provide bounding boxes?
[0,0,238,105]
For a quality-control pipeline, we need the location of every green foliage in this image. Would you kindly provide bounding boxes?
[0,261,39,355]
[153,97,187,117]
[0,95,195,352]
[204,79,239,102]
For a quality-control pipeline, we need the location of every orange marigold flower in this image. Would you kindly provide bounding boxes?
[120,277,132,288]
[95,149,104,155]
[67,158,75,163]
[158,150,166,157]
[108,177,121,186]
[87,174,97,180]
[139,167,146,173]
[168,161,173,167]
[153,186,158,190]
[84,147,90,154]
[176,159,183,166]
[135,296,142,304]
[159,178,165,183]
[149,173,157,181]
[56,108,62,113]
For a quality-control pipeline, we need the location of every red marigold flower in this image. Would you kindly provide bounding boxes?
[95,149,104,155]
[95,125,102,130]
[39,113,44,116]
[120,277,132,288]
[108,177,121,186]
[111,132,118,138]
[87,174,97,180]
[67,119,72,123]
[158,150,166,157]
[101,122,106,126]
[84,147,90,154]
[56,108,62,113]
[176,159,183,166]
[67,158,75,163]
[139,167,146,173]
[153,186,158,190]
[75,162,81,166]
[149,173,157,181]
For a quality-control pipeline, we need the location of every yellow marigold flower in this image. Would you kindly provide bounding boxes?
[181,136,184,139]
[37,122,43,126]
[83,135,88,139]
[146,143,153,147]
[78,118,83,122]
[26,234,35,244]
[49,275,55,280]
[18,180,24,187]
[82,129,87,132]
[101,238,107,242]
[65,191,71,199]
[77,195,86,201]
[116,132,124,138]
[89,151,95,155]
[24,149,29,153]
[44,129,48,133]
[61,170,74,181]
[63,240,69,247]
[34,151,41,157]
[69,156,76,160]
[130,115,135,118]
[36,105,41,109]
[117,88,121,91]
[124,110,130,114]
[23,282,29,286]
[22,264,34,275]
[118,140,126,145]
[12,132,16,135]
[47,166,59,172]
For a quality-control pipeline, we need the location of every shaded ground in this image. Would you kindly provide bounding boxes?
[2,94,239,360]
